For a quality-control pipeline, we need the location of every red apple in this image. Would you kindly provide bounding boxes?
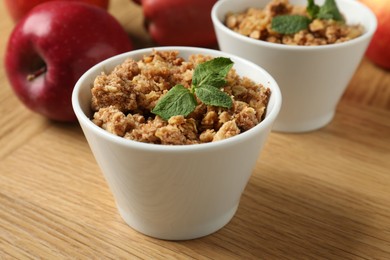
[4,1,133,122]
[4,0,110,22]
[141,0,217,47]
[360,0,390,70]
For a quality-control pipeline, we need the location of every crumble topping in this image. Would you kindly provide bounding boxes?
[225,0,364,46]
[91,50,271,145]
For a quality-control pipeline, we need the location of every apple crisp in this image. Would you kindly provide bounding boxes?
[91,50,271,145]
[225,0,364,46]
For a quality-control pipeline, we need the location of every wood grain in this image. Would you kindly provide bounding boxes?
[1,0,389,259]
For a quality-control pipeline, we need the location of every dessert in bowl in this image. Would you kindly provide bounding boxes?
[72,46,281,240]
[212,0,377,132]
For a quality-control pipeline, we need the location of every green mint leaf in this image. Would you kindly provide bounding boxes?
[307,0,320,19]
[151,85,197,121]
[271,15,311,34]
[192,57,233,88]
[317,0,344,22]
[195,85,232,108]
[152,57,234,121]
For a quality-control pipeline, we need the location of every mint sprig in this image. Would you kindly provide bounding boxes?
[271,15,311,35]
[152,85,198,120]
[307,0,320,19]
[151,57,233,121]
[271,0,344,35]
[194,85,232,108]
[316,0,344,22]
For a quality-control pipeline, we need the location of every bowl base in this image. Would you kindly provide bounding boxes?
[272,111,335,133]
[117,204,239,240]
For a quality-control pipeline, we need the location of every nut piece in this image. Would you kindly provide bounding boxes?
[213,121,240,142]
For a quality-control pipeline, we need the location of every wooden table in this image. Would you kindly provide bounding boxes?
[1,1,389,259]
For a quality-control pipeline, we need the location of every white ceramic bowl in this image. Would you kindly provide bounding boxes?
[72,46,281,240]
[212,0,377,132]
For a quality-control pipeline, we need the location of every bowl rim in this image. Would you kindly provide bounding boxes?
[72,46,282,152]
[211,0,378,51]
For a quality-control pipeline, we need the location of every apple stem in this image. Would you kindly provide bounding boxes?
[27,66,47,81]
